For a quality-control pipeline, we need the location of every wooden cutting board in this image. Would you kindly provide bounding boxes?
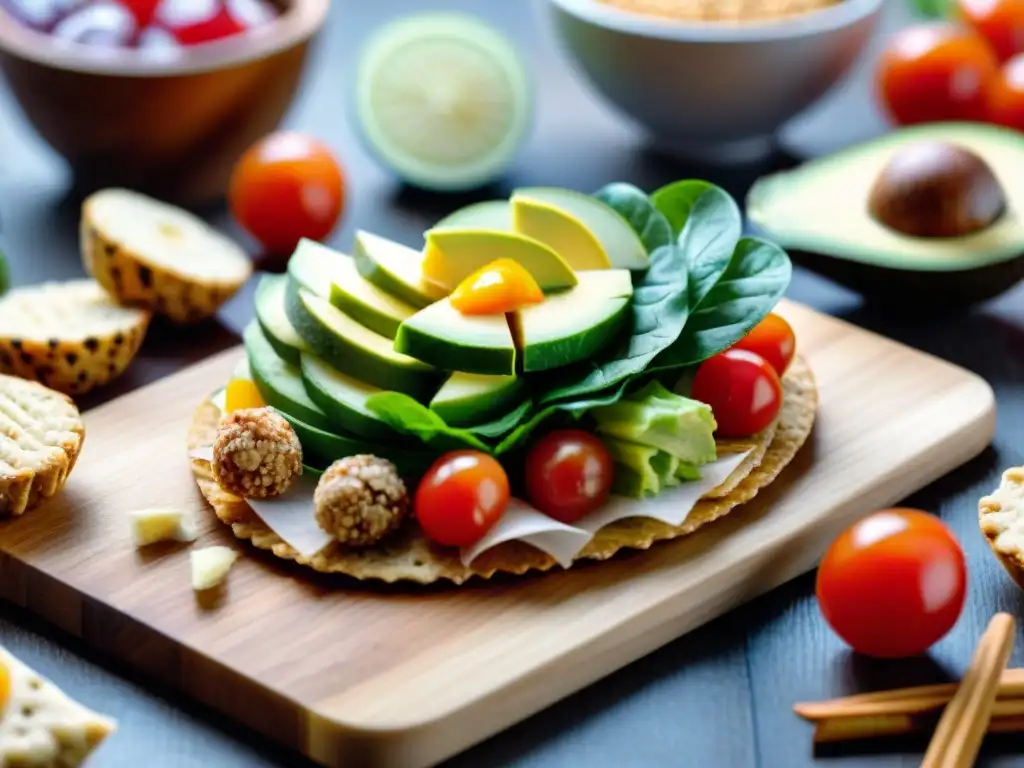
[0,299,996,768]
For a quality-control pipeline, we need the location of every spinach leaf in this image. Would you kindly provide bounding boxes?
[364,392,492,453]
[593,182,673,253]
[908,0,951,18]
[651,237,792,370]
[467,399,535,439]
[536,241,690,406]
[653,181,743,310]
[495,381,631,456]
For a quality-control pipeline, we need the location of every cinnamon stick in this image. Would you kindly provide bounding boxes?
[812,700,1024,744]
[920,612,1016,768]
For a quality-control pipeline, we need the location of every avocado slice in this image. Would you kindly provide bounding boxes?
[287,287,440,398]
[300,354,399,441]
[512,187,649,271]
[254,274,309,365]
[511,270,633,372]
[353,230,447,308]
[434,200,512,230]
[429,372,525,426]
[287,238,344,297]
[422,228,577,292]
[746,122,1024,307]
[329,253,417,339]
[394,298,517,375]
[243,321,332,430]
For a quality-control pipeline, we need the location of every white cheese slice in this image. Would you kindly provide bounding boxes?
[128,508,197,547]
[0,645,116,767]
[190,546,239,591]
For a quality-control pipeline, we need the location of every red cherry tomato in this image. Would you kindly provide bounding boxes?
[523,429,614,524]
[414,450,510,548]
[876,22,999,125]
[228,131,346,256]
[730,313,796,377]
[958,0,1024,62]
[816,508,967,659]
[166,7,243,45]
[987,53,1024,128]
[690,349,782,439]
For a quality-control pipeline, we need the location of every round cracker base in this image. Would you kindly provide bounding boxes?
[188,356,818,585]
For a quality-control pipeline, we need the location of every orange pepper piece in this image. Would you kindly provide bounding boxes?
[0,662,9,712]
[225,378,265,413]
[449,258,544,315]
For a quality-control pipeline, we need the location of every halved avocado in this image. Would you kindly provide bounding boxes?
[287,287,440,398]
[329,254,417,339]
[512,270,633,372]
[512,187,649,271]
[353,230,447,308]
[254,274,309,365]
[243,321,331,430]
[429,371,525,426]
[746,122,1024,307]
[422,228,577,292]
[394,298,516,375]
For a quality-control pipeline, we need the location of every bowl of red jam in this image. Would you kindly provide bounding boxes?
[0,0,327,204]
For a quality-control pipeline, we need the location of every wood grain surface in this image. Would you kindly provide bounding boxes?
[0,298,995,767]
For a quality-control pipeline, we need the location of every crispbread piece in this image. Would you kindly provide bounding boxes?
[0,644,116,767]
[81,188,253,324]
[187,356,818,585]
[0,279,150,395]
[979,467,1024,590]
[0,374,84,518]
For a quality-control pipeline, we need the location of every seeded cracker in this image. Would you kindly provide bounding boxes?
[81,188,252,324]
[0,374,84,518]
[213,408,302,499]
[979,467,1024,590]
[188,356,817,585]
[0,279,150,396]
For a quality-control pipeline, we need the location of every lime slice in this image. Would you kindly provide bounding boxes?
[354,13,533,192]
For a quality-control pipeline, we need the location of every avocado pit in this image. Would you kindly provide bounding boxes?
[867,140,1006,239]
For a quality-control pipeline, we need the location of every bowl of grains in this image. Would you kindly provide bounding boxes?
[541,0,883,162]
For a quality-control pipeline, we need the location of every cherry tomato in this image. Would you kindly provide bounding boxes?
[524,429,614,524]
[414,450,510,548]
[730,313,796,377]
[690,349,782,439]
[958,0,1024,62]
[228,131,345,256]
[986,53,1024,128]
[816,508,967,659]
[876,22,999,125]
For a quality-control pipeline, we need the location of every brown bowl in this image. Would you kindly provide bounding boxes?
[0,0,328,205]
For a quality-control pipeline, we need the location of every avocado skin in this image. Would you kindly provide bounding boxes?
[393,322,517,376]
[787,247,1024,310]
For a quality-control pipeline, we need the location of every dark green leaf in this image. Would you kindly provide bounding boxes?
[653,182,743,311]
[364,392,491,453]
[651,237,792,370]
[467,399,535,439]
[495,381,630,456]
[536,242,690,405]
[908,0,951,18]
[593,182,673,253]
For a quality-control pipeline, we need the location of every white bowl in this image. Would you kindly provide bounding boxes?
[541,0,885,162]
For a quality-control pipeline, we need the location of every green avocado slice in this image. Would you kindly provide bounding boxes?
[287,287,440,398]
[434,200,512,231]
[511,270,633,372]
[254,274,309,365]
[300,354,398,441]
[353,230,447,308]
[329,253,417,339]
[243,321,331,430]
[422,228,577,292]
[394,298,516,375]
[746,122,1024,305]
[429,372,525,426]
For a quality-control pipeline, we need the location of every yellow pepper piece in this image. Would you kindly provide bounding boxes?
[0,661,9,712]
[449,258,544,316]
[225,378,264,413]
